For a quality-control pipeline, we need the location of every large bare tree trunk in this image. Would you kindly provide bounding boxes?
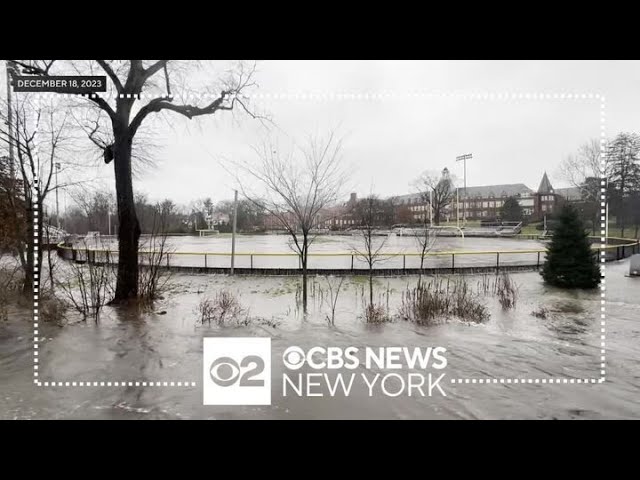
[112,133,140,302]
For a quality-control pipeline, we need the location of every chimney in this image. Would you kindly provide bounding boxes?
[350,192,357,204]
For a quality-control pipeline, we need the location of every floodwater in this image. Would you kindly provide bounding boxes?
[83,233,548,269]
[1,257,639,419]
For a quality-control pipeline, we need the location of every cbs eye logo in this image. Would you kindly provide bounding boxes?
[203,338,271,406]
[282,346,305,370]
[209,356,265,387]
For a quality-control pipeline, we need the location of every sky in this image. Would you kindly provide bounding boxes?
[3,60,640,210]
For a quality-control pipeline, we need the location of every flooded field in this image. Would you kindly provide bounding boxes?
[74,233,548,270]
[1,257,639,420]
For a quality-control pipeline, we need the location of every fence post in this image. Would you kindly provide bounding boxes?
[403,255,406,272]
[537,251,540,268]
[250,254,253,271]
[167,254,170,267]
[351,254,354,271]
[496,252,500,273]
[451,254,455,274]
[204,254,207,269]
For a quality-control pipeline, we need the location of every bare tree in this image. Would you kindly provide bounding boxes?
[558,139,605,234]
[558,139,604,200]
[607,133,640,238]
[414,168,456,226]
[138,201,174,302]
[350,195,392,307]
[231,131,346,314]
[413,207,438,282]
[9,60,261,303]
[0,94,72,294]
[324,276,345,327]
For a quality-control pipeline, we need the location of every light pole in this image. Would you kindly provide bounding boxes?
[456,153,472,225]
[55,162,61,229]
[429,189,433,227]
[456,187,460,228]
[231,189,238,275]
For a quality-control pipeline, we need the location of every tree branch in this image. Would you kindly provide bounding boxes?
[128,93,230,137]
[96,60,124,92]
[144,60,169,82]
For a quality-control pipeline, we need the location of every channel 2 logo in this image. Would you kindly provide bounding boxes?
[203,338,271,405]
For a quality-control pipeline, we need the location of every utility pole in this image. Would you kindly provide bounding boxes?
[55,162,61,229]
[456,153,472,226]
[231,189,238,275]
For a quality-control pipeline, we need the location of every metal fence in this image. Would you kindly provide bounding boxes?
[57,237,640,274]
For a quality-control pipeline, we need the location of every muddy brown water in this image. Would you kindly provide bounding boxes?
[1,259,639,419]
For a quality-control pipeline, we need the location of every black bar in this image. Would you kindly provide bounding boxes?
[496,252,500,273]
[451,254,455,273]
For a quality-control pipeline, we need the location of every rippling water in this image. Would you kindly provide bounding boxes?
[1,259,638,419]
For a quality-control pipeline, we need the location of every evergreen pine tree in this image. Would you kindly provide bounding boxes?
[500,196,523,222]
[541,203,601,288]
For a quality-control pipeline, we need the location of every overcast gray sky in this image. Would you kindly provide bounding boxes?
[5,60,640,208]
[135,60,640,205]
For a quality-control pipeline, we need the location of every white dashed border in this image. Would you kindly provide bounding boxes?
[28,90,607,387]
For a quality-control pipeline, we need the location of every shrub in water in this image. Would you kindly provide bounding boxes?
[399,277,489,325]
[364,303,391,324]
[197,290,248,326]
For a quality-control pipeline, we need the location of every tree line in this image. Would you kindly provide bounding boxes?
[559,134,640,238]
[57,191,268,236]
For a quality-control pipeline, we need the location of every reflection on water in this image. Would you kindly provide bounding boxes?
[1,260,639,419]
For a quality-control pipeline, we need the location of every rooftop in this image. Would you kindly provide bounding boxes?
[537,172,554,194]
